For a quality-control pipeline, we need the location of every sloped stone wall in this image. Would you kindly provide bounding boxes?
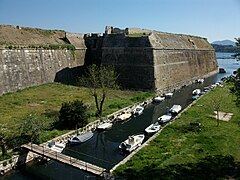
[0,49,85,95]
[101,31,217,91]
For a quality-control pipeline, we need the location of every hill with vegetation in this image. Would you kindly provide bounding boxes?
[211,44,240,53]
[212,40,236,46]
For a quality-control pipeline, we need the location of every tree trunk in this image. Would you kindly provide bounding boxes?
[1,144,6,157]
[93,93,100,117]
[217,110,220,127]
[99,92,106,117]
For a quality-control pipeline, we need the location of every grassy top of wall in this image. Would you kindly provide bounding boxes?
[114,84,240,179]
[0,25,67,47]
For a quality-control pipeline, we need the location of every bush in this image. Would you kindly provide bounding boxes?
[59,100,89,129]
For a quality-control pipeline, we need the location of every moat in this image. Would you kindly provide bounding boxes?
[2,53,239,179]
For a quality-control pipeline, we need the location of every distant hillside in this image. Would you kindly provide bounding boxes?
[211,44,240,53]
[212,40,236,46]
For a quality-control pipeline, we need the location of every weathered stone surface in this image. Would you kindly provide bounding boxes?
[101,29,217,91]
[0,49,85,95]
[0,25,218,95]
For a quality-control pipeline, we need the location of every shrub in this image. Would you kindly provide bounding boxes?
[59,100,89,129]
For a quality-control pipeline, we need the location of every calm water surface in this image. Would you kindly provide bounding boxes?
[2,54,239,180]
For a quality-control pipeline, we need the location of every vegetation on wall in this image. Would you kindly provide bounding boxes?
[4,43,76,50]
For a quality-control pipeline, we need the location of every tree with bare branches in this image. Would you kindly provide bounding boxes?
[79,64,119,117]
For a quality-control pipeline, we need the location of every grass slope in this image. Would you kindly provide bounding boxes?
[114,84,240,179]
[0,83,153,143]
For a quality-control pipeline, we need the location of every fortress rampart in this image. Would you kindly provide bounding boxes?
[101,29,217,91]
[0,25,217,95]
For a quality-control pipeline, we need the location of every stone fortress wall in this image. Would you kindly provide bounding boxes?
[0,25,217,95]
[101,27,217,91]
[0,25,87,95]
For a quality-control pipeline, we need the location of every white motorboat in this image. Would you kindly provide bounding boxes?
[132,105,144,116]
[145,122,161,134]
[165,92,173,98]
[158,114,172,123]
[153,96,165,103]
[116,112,132,121]
[169,105,182,115]
[48,141,66,153]
[192,89,201,95]
[119,134,145,152]
[97,122,113,130]
[196,79,204,83]
[69,131,94,145]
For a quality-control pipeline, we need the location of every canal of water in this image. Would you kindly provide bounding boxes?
[2,54,239,179]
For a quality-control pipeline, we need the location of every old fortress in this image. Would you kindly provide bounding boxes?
[0,25,217,95]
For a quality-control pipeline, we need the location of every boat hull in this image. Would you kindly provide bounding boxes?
[69,131,94,145]
[119,134,145,152]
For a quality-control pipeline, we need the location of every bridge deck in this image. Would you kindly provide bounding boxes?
[22,143,106,176]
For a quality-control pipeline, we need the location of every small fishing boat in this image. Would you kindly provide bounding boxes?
[97,122,113,130]
[116,112,132,121]
[153,96,165,103]
[169,105,182,115]
[196,79,204,83]
[192,89,201,95]
[119,134,145,152]
[158,114,172,123]
[69,131,94,145]
[165,92,173,98]
[48,141,66,153]
[145,122,161,134]
[132,105,144,116]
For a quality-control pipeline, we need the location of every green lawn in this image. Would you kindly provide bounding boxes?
[0,83,153,144]
[114,84,240,179]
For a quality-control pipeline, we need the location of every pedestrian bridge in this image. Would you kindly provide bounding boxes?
[21,143,106,176]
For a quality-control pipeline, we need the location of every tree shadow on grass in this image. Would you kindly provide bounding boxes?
[115,155,240,180]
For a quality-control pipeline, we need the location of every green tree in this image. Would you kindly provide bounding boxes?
[0,128,8,157]
[208,93,225,127]
[230,68,240,106]
[59,100,89,129]
[20,113,45,144]
[79,64,119,117]
[233,38,240,58]
[235,37,240,47]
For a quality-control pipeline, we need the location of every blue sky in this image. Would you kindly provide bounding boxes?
[0,0,239,42]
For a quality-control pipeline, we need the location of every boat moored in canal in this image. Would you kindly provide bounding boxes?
[97,122,113,130]
[119,134,145,152]
[116,112,132,121]
[165,92,173,98]
[192,89,201,95]
[48,141,66,153]
[169,105,182,115]
[153,96,165,103]
[145,122,161,134]
[69,131,94,145]
[132,105,144,116]
[158,114,172,124]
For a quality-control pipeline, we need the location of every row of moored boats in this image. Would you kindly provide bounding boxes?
[119,104,182,152]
